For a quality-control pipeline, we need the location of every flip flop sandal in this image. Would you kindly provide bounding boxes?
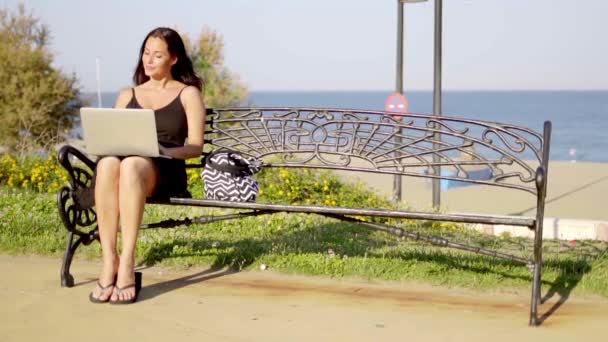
[109,272,142,305]
[89,275,117,304]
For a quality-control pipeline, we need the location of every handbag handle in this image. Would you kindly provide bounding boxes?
[204,150,251,177]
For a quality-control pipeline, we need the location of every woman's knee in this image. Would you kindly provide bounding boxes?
[96,157,121,182]
[119,157,157,189]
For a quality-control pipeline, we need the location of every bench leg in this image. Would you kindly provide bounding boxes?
[529,261,541,326]
[60,231,87,287]
[60,232,76,287]
[529,222,544,326]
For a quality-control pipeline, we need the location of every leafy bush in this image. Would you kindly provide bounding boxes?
[181,27,248,108]
[0,153,394,209]
[0,153,68,193]
[0,4,84,152]
[256,167,395,209]
[186,162,399,211]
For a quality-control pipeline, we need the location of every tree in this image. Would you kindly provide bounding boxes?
[0,4,83,153]
[183,28,248,108]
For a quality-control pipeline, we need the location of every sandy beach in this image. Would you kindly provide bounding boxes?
[335,161,608,221]
[1,254,607,342]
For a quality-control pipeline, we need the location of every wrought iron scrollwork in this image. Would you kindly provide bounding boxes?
[56,145,98,237]
[205,108,547,195]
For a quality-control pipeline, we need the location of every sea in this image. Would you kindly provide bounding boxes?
[84,90,608,163]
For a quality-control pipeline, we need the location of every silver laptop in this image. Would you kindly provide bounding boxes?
[80,107,170,158]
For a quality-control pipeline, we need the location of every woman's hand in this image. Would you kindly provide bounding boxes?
[158,144,172,157]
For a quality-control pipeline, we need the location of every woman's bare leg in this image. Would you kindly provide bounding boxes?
[111,156,158,302]
[91,156,121,300]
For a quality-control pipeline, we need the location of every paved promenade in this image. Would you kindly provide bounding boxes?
[1,255,607,342]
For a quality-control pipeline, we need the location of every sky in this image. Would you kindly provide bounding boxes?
[2,0,606,92]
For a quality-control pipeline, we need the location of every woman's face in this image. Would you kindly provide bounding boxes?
[142,36,176,79]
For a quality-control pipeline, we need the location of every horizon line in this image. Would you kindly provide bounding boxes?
[85,88,608,93]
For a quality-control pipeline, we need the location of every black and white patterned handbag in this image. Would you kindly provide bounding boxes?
[201,150,263,202]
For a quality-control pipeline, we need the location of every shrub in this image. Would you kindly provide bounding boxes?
[0,154,391,211]
[255,167,396,209]
[0,4,85,152]
[0,153,68,193]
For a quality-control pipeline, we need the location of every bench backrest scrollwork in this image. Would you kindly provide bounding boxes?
[204,108,552,197]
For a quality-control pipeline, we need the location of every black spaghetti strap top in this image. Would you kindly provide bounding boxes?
[126,87,188,148]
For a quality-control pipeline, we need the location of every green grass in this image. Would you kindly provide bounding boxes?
[1,185,607,298]
[0,187,67,254]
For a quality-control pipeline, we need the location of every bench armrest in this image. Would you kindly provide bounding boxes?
[57,145,97,209]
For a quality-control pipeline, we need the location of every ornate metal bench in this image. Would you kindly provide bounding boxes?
[57,107,551,325]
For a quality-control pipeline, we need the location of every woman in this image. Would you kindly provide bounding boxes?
[89,27,205,304]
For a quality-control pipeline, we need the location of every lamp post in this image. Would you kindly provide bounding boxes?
[393,0,442,209]
[432,0,443,209]
[394,0,429,202]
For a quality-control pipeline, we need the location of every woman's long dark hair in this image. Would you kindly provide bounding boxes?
[133,27,203,90]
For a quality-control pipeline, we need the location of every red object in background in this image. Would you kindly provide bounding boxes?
[385,93,409,117]
[568,239,577,247]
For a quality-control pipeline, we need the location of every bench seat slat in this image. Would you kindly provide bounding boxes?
[148,198,536,227]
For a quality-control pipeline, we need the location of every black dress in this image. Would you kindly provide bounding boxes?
[126,87,189,199]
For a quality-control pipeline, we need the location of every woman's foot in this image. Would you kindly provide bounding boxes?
[89,280,115,303]
[110,258,141,303]
[89,256,119,303]
[109,272,142,305]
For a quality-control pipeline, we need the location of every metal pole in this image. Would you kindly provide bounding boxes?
[393,0,404,202]
[95,57,102,107]
[432,0,443,209]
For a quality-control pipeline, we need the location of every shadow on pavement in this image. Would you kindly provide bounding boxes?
[137,267,237,302]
